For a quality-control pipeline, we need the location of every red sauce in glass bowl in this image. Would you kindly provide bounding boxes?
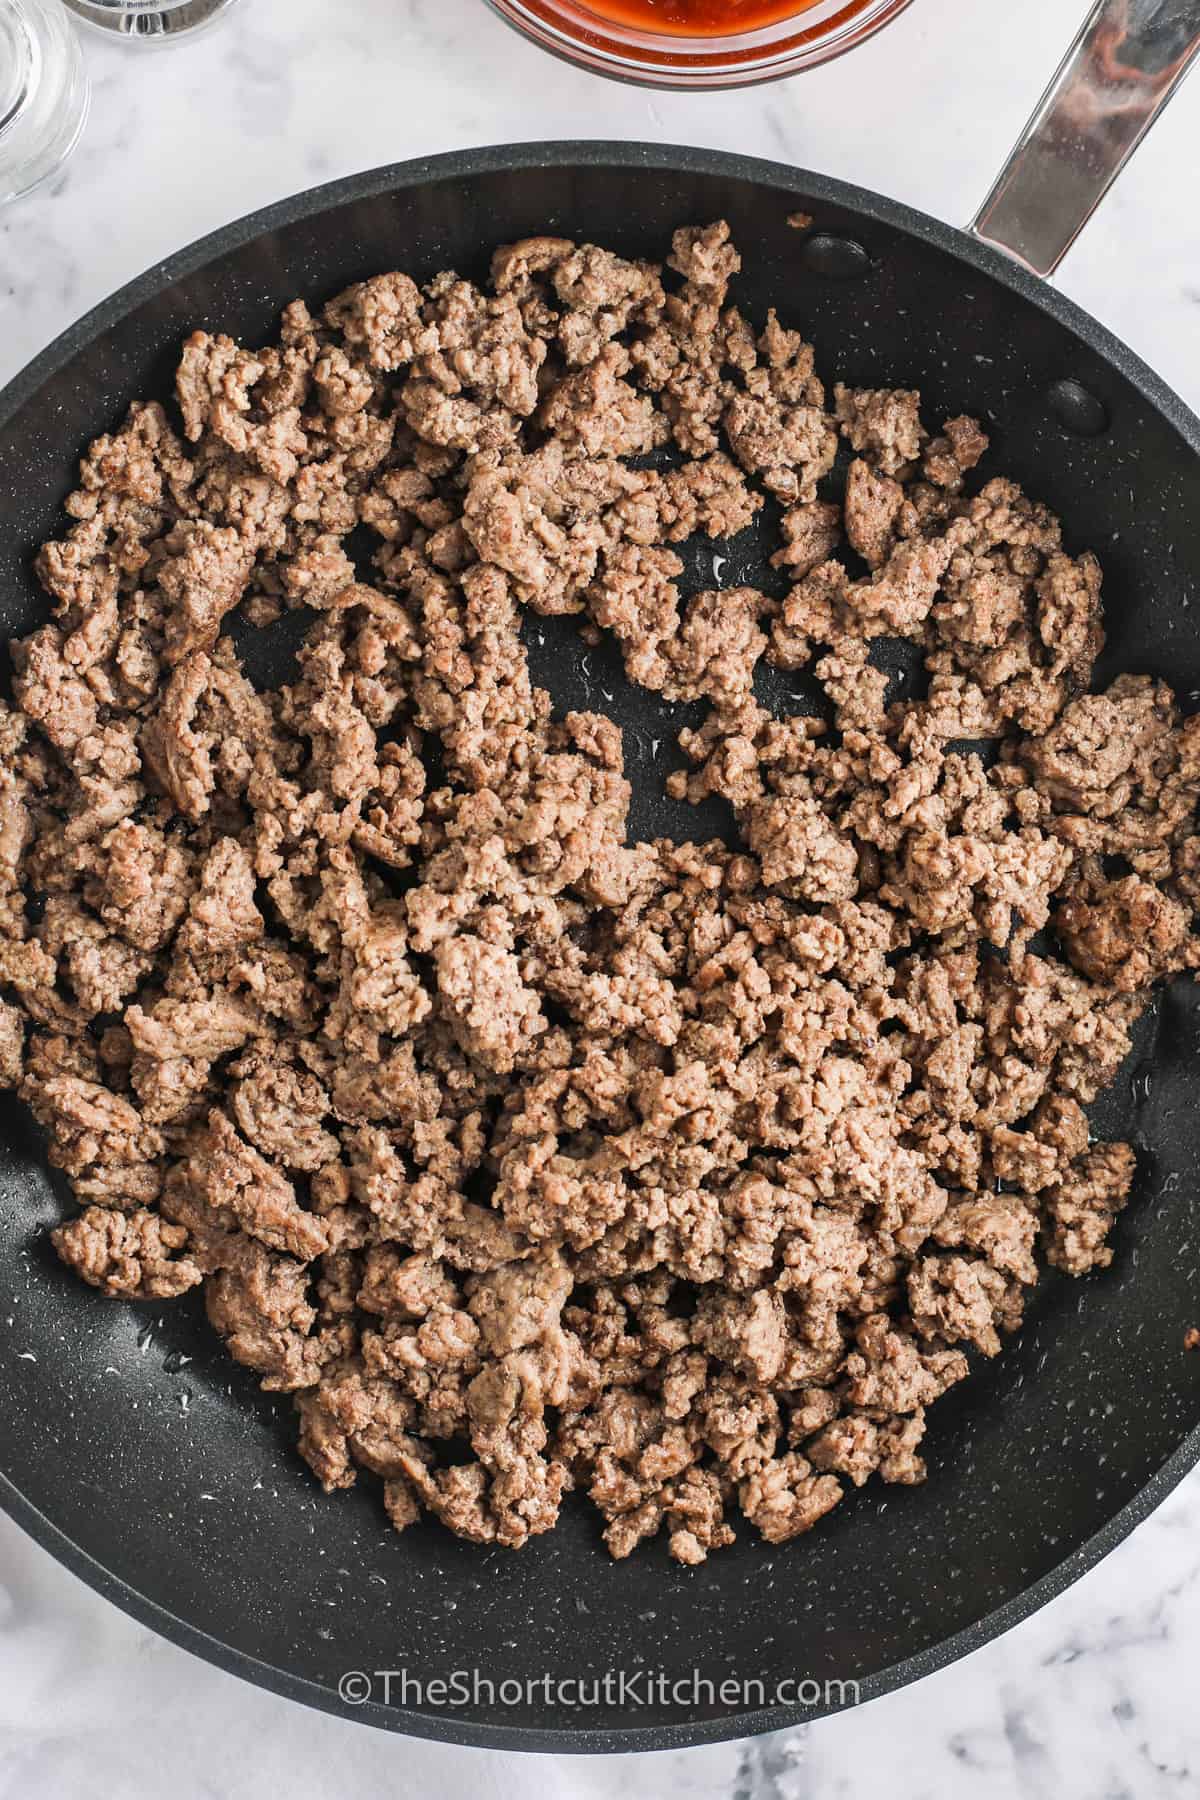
[580,0,819,33]
[484,0,915,86]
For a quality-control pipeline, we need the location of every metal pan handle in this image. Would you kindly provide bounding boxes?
[971,0,1200,277]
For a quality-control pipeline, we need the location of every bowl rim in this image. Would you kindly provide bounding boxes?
[1,138,1198,1754]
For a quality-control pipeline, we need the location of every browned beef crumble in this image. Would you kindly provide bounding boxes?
[5,222,1199,1563]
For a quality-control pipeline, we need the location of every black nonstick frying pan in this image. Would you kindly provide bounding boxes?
[2,12,1200,1760]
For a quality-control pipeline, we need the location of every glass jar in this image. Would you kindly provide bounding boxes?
[63,0,240,43]
[483,0,915,89]
[0,0,89,205]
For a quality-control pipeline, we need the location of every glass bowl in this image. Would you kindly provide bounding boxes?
[62,0,240,42]
[483,0,916,89]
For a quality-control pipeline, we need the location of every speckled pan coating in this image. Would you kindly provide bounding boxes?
[0,142,1198,1754]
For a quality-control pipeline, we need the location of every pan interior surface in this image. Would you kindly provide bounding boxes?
[1,147,1199,1751]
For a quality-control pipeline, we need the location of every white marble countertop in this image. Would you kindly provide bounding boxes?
[1,0,1199,1793]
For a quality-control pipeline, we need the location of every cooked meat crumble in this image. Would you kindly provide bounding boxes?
[5,221,1198,1563]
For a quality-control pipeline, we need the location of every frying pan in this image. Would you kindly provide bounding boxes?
[2,6,1200,1758]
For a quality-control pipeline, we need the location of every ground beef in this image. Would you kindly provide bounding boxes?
[1054,870,1195,991]
[52,1207,202,1300]
[0,999,24,1088]
[843,458,904,568]
[834,384,926,475]
[6,219,1197,1568]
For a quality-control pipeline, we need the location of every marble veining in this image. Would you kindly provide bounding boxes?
[1,0,1199,1793]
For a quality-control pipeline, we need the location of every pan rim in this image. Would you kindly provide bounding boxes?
[2,138,1199,1754]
